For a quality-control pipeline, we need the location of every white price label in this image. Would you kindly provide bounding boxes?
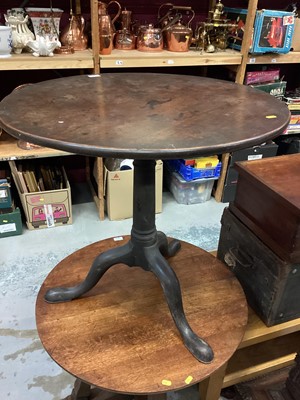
[167,59,175,65]
[271,58,277,63]
[249,58,256,63]
[248,154,263,160]
[0,189,7,198]
[0,223,16,234]
[116,60,124,66]
[44,204,55,228]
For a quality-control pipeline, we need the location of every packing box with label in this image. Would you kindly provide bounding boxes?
[9,160,72,230]
[224,7,295,54]
[104,160,163,221]
[0,207,22,238]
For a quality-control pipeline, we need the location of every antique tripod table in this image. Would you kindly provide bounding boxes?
[0,73,290,369]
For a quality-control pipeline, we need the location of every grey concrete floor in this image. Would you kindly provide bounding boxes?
[0,188,228,400]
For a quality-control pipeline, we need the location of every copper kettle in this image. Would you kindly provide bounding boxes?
[98,0,121,55]
[166,18,194,52]
[60,0,88,51]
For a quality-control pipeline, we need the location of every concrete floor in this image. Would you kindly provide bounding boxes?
[0,188,228,400]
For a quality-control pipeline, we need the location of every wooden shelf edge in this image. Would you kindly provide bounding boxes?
[0,132,71,160]
[100,49,242,68]
[223,354,296,388]
[247,52,300,65]
[0,50,94,71]
[240,315,300,349]
[223,331,300,388]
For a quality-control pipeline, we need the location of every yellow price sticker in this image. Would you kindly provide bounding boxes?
[265,115,277,119]
[161,379,172,386]
[185,375,193,384]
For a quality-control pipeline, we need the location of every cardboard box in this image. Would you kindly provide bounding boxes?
[224,7,295,54]
[9,161,72,230]
[245,69,280,85]
[250,81,287,100]
[0,207,22,238]
[104,161,163,221]
[291,17,300,51]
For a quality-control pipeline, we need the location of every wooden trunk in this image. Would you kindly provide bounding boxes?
[217,207,300,327]
[231,153,300,263]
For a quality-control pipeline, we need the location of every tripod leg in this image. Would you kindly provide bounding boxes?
[146,248,214,364]
[45,241,134,303]
[157,231,181,257]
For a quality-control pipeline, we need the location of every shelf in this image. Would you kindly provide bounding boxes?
[240,308,300,349]
[100,49,242,69]
[223,330,300,388]
[0,131,71,161]
[0,50,94,71]
[247,51,300,65]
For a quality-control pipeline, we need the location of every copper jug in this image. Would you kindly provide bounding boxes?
[98,0,121,55]
[114,9,135,50]
[60,0,88,51]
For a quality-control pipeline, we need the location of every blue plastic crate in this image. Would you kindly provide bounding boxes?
[166,159,222,181]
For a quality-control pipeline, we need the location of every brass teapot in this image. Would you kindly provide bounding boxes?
[98,0,121,55]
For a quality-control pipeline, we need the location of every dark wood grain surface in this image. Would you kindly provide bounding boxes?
[36,236,248,395]
[0,73,290,159]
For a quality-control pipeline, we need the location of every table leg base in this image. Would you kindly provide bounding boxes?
[63,378,134,400]
[44,231,214,364]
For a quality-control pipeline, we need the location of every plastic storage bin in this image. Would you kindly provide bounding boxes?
[168,171,216,205]
[166,159,222,181]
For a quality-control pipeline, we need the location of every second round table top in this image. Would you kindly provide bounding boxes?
[36,236,248,395]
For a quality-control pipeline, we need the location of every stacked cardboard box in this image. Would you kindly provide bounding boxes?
[9,160,72,230]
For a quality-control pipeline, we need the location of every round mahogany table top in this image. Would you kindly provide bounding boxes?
[36,236,248,395]
[0,73,290,159]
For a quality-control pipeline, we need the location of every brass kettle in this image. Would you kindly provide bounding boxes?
[98,0,121,55]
